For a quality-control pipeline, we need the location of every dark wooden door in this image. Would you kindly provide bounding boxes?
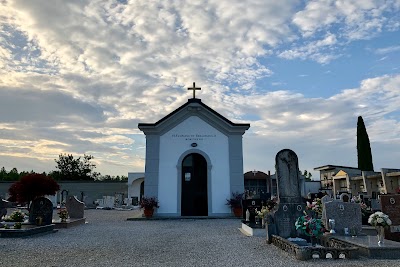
[181,153,208,216]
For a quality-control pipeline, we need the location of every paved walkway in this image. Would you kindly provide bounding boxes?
[1,209,400,267]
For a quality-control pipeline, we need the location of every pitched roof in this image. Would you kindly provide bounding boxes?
[138,98,250,135]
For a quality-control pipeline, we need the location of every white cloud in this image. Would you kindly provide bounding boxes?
[0,1,399,176]
[375,45,400,54]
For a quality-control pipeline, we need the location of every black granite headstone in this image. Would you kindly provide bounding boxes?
[242,199,263,223]
[29,197,53,225]
[272,149,305,238]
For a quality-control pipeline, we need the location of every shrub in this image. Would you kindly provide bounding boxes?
[8,173,60,207]
[139,197,159,209]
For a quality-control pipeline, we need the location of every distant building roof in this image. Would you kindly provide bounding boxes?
[314,165,359,171]
[244,171,269,180]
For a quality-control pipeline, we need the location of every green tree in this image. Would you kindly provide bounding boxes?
[54,154,100,180]
[0,167,6,181]
[303,170,312,181]
[7,168,20,181]
[357,116,374,171]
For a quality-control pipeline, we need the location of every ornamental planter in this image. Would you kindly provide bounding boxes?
[233,207,242,218]
[143,208,154,218]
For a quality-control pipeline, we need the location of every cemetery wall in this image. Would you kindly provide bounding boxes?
[0,181,127,207]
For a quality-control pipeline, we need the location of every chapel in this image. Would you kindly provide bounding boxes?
[138,83,250,216]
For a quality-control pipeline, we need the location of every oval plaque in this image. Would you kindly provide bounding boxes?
[283,205,288,212]
[297,205,302,211]
[390,198,396,205]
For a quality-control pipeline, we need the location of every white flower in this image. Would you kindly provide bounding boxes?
[387,219,392,225]
[377,218,384,223]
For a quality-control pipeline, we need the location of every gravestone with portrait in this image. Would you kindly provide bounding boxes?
[380,195,400,242]
[268,149,305,241]
[323,201,362,235]
[29,197,54,225]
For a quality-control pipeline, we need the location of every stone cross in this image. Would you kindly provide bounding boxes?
[187,82,201,99]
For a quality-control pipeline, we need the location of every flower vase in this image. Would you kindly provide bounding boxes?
[376,226,385,244]
[261,217,265,228]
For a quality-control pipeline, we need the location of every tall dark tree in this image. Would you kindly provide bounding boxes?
[54,154,100,180]
[357,116,374,171]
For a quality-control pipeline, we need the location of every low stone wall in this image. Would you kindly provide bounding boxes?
[0,181,128,207]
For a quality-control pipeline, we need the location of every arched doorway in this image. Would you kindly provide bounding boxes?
[181,153,208,216]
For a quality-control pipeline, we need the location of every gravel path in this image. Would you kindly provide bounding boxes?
[1,209,400,267]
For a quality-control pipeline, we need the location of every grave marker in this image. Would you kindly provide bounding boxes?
[324,202,362,235]
[0,199,8,218]
[29,197,53,225]
[66,196,85,219]
[271,149,305,239]
[380,195,400,242]
[242,199,263,223]
[370,199,381,211]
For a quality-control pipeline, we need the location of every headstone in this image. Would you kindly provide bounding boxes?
[29,197,53,225]
[380,195,400,242]
[321,195,333,205]
[131,197,139,206]
[370,199,381,211]
[271,149,305,239]
[340,193,350,202]
[0,199,8,218]
[66,196,85,219]
[242,199,262,223]
[323,202,362,235]
[320,195,333,223]
[103,196,115,208]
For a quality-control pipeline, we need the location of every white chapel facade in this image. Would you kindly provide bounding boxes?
[138,84,250,216]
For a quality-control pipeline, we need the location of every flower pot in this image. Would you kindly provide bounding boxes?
[144,208,154,218]
[232,207,242,218]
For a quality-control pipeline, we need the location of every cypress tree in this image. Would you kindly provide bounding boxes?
[357,116,374,171]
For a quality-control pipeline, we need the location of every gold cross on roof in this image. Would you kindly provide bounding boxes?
[187,82,201,99]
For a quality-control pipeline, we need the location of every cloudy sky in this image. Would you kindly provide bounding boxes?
[0,0,399,178]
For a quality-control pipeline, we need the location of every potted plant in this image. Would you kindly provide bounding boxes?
[226,192,243,218]
[140,197,159,218]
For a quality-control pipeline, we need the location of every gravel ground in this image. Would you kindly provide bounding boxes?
[1,209,400,267]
